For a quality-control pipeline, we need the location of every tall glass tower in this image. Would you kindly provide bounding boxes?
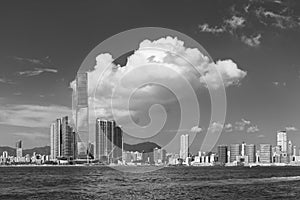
[73,71,89,159]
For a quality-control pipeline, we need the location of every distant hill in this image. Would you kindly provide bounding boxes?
[0,146,16,157]
[23,146,50,156]
[123,142,161,153]
[0,142,160,156]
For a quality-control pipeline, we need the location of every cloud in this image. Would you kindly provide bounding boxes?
[71,37,246,122]
[191,126,202,133]
[198,1,300,47]
[272,81,286,86]
[17,68,58,77]
[0,77,16,85]
[241,118,251,125]
[258,134,265,138]
[259,10,300,29]
[224,123,233,132]
[0,104,71,128]
[247,125,259,133]
[198,24,225,34]
[208,122,223,133]
[233,118,259,133]
[285,126,298,131]
[241,34,261,47]
[225,16,246,29]
[13,56,45,65]
[199,60,247,88]
[13,56,58,77]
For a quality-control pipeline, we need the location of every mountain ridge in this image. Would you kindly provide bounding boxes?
[0,142,160,156]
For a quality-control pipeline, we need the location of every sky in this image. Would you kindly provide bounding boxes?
[0,0,300,153]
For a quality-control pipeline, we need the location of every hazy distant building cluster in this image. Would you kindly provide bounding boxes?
[0,140,50,165]
[177,130,300,167]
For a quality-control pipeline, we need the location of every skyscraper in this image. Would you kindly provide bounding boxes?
[288,140,293,162]
[51,118,62,160]
[245,144,256,163]
[113,126,123,163]
[95,119,123,163]
[74,71,89,159]
[50,117,76,160]
[217,145,228,164]
[260,144,272,163]
[180,134,189,160]
[277,131,287,153]
[61,116,76,159]
[230,144,241,163]
[277,131,288,163]
[153,147,167,164]
[16,140,22,160]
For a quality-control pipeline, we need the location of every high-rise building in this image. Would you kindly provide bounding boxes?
[217,145,228,164]
[16,140,22,159]
[95,119,123,163]
[113,126,123,163]
[50,118,62,160]
[74,72,89,159]
[260,144,272,163]
[277,131,287,153]
[50,122,55,160]
[293,146,297,156]
[241,142,246,157]
[277,131,288,163]
[153,147,167,164]
[245,144,256,163]
[180,134,189,160]
[2,151,8,158]
[272,145,282,163]
[50,117,76,160]
[61,116,76,159]
[288,140,293,162]
[230,144,241,163]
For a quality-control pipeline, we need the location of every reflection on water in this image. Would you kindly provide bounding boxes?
[1,166,300,199]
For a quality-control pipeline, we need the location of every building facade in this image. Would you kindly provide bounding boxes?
[260,144,272,163]
[217,145,228,164]
[50,116,76,160]
[95,119,123,163]
[245,144,256,163]
[230,144,241,163]
[180,134,189,160]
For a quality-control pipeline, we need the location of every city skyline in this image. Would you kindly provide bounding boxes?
[0,1,299,152]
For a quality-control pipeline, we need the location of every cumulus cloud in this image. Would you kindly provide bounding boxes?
[208,122,224,133]
[225,16,246,29]
[241,34,261,47]
[247,125,259,133]
[233,118,259,133]
[199,60,247,88]
[224,123,233,132]
[285,126,298,131]
[71,37,247,122]
[191,126,202,133]
[0,104,71,128]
